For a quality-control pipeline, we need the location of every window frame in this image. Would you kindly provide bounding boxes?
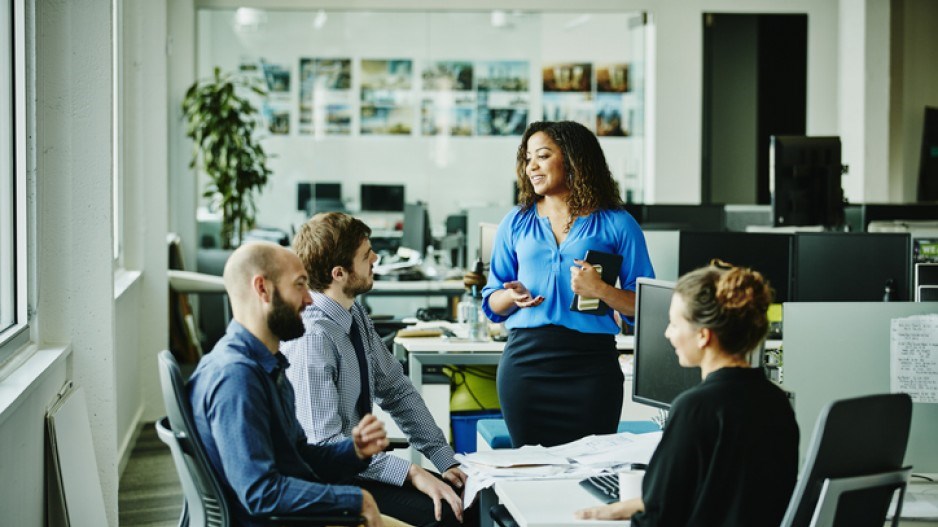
[0,0,30,365]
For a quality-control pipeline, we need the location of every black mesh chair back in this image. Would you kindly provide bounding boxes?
[156,350,363,527]
[780,393,913,527]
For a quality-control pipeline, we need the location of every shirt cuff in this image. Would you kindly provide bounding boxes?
[426,446,459,474]
[329,485,365,516]
[374,452,411,486]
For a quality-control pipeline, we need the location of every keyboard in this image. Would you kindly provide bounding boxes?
[579,473,619,504]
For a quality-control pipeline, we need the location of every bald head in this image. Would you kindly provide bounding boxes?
[224,241,292,307]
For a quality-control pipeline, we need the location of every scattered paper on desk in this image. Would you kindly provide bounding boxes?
[889,482,938,520]
[552,432,663,467]
[890,314,938,404]
[457,430,664,507]
[456,445,569,467]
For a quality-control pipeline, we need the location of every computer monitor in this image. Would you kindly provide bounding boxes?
[856,203,938,231]
[314,182,341,200]
[642,204,725,232]
[792,232,912,301]
[360,184,405,212]
[770,135,844,228]
[678,231,793,302]
[401,202,431,253]
[479,222,498,270]
[632,278,700,410]
[305,182,345,215]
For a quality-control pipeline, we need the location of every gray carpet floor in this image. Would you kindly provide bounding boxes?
[118,422,184,527]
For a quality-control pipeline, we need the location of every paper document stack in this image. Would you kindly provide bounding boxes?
[888,480,938,521]
[457,431,663,506]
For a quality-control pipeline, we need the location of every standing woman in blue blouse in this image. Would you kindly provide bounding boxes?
[482,120,655,447]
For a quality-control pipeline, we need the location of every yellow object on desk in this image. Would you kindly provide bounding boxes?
[396,328,444,338]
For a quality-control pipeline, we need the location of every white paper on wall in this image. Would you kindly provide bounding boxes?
[891,314,938,403]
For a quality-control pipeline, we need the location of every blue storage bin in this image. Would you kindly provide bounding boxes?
[451,410,502,454]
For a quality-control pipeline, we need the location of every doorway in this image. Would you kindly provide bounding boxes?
[702,13,807,205]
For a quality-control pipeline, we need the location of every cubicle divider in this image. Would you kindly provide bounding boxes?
[782,302,938,472]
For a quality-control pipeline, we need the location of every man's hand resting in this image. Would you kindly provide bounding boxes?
[408,464,464,522]
[441,466,468,491]
[352,414,389,459]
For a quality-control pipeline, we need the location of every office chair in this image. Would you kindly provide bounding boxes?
[489,504,519,527]
[780,393,913,527]
[156,350,364,527]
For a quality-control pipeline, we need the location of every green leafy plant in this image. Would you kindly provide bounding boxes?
[183,67,272,249]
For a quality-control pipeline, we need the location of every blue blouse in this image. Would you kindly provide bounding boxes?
[481,206,654,334]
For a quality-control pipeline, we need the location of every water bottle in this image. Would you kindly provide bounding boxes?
[458,289,486,341]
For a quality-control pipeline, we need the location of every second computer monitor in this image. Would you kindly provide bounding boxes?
[360,184,405,212]
[479,222,498,271]
[678,231,793,303]
[632,278,700,411]
[401,202,431,253]
[792,232,912,301]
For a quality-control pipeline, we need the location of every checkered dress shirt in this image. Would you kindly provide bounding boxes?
[281,292,457,485]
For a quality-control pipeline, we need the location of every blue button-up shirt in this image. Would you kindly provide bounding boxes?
[482,206,655,333]
[188,320,368,526]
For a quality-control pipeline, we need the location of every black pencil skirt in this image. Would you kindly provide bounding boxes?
[496,325,624,447]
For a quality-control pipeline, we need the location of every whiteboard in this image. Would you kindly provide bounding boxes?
[46,384,108,526]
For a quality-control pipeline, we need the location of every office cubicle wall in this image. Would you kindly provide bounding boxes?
[782,302,938,471]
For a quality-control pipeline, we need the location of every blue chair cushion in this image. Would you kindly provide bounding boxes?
[477,419,513,449]
[476,419,660,449]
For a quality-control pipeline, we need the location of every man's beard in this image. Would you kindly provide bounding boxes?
[267,288,306,342]
[342,269,373,298]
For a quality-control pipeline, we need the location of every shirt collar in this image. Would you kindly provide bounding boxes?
[310,290,356,333]
[226,319,291,377]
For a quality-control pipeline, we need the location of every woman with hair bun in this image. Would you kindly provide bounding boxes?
[577,261,799,525]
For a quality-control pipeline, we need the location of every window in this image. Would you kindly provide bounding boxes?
[0,0,29,363]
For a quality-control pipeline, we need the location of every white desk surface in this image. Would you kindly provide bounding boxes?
[395,332,635,353]
[495,479,628,527]
[370,280,465,292]
[493,477,938,527]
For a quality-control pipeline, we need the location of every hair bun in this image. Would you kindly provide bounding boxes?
[716,267,772,313]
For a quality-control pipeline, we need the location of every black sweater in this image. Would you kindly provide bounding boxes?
[632,367,799,527]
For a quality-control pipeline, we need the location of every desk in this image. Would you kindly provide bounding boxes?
[394,333,635,465]
[394,334,636,395]
[492,477,938,527]
[494,479,628,526]
[364,280,466,319]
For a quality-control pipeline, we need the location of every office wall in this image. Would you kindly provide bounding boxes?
[0,0,170,524]
[195,8,646,233]
[179,0,850,238]
[0,351,68,525]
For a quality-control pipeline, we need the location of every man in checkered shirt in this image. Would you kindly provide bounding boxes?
[282,212,469,527]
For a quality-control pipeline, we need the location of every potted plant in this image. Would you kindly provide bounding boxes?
[183,67,272,249]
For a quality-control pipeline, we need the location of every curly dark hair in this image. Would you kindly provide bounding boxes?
[292,212,371,291]
[674,261,775,357]
[515,121,624,232]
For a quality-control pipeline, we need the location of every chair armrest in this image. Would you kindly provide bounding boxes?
[261,514,365,526]
[385,438,410,451]
[168,270,226,294]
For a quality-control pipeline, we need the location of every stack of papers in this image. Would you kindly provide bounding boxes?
[457,431,663,506]
[889,481,938,520]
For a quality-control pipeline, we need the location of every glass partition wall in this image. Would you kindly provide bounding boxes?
[196,8,647,237]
